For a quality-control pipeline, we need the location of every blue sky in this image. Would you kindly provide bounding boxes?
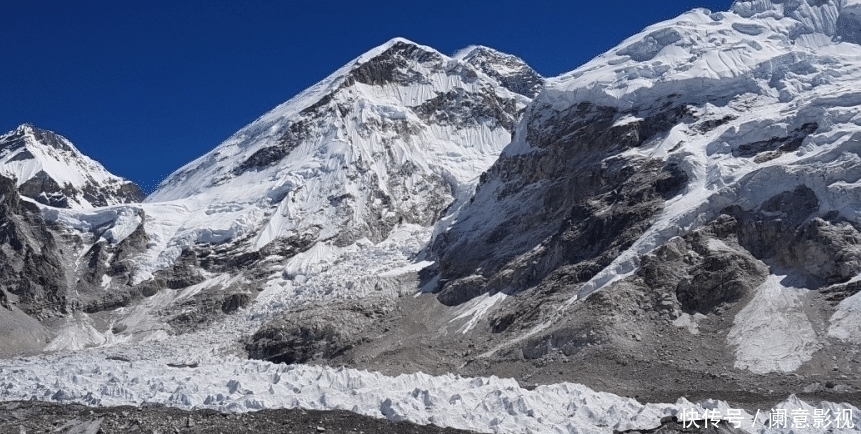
[2,1,729,193]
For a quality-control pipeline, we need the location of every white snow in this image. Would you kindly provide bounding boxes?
[0,124,138,209]
[34,37,524,282]
[828,288,861,345]
[728,274,821,374]
[450,291,507,334]
[44,313,115,352]
[5,2,861,433]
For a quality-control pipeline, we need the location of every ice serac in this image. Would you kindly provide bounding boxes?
[0,124,144,209]
[428,0,861,386]
[148,37,532,256]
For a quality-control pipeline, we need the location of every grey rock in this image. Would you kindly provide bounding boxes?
[732,122,817,160]
[247,300,391,364]
[639,216,769,314]
[433,102,692,306]
[722,185,861,287]
[458,46,544,98]
[0,175,68,319]
[412,90,520,132]
[836,4,861,44]
[347,41,444,87]
[221,293,250,314]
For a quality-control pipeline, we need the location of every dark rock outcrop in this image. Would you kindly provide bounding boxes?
[459,46,544,98]
[0,175,68,319]
[247,300,389,364]
[836,4,861,44]
[433,102,692,306]
[723,185,861,288]
[348,40,444,87]
[640,215,769,315]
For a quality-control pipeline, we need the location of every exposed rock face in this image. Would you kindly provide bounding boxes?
[0,175,67,319]
[18,170,75,208]
[457,46,544,98]
[836,4,861,44]
[640,216,769,316]
[348,40,446,87]
[722,185,861,288]
[433,102,690,305]
[246,300,390,364]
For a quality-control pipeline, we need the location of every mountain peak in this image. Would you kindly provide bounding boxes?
[149,37,532,251]
[454,45,544,98]
[346,37,447,87]
[354,37,441,66]
[5,123,77,153]
[452,44,498,59]
[0,125,144,208]
[14,122,34,134]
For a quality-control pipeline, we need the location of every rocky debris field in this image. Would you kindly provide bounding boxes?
[0,401,475,434]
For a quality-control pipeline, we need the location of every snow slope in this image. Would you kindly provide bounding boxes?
[560,0,861,303]
[0,124,143,209]
[28,38,537,288]
[146,37,530,257]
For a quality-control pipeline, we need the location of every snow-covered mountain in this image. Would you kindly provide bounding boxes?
[422,0,861,401]
[146,38,534,257]
[455,45,544,99]
[5,2,861,432]
[0,37,542,343]
[0,124,144,209]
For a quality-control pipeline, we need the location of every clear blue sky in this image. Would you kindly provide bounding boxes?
[2,0,730,193]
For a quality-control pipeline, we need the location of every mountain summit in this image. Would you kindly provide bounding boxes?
[148,37,537,253]
[454,45,544,98]
[0,124,143,209]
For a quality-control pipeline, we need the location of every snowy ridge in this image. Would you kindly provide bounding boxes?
[534,0,859,112]
[136,37,528,278]
[0,124,142,209]
[6,2,861,432]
